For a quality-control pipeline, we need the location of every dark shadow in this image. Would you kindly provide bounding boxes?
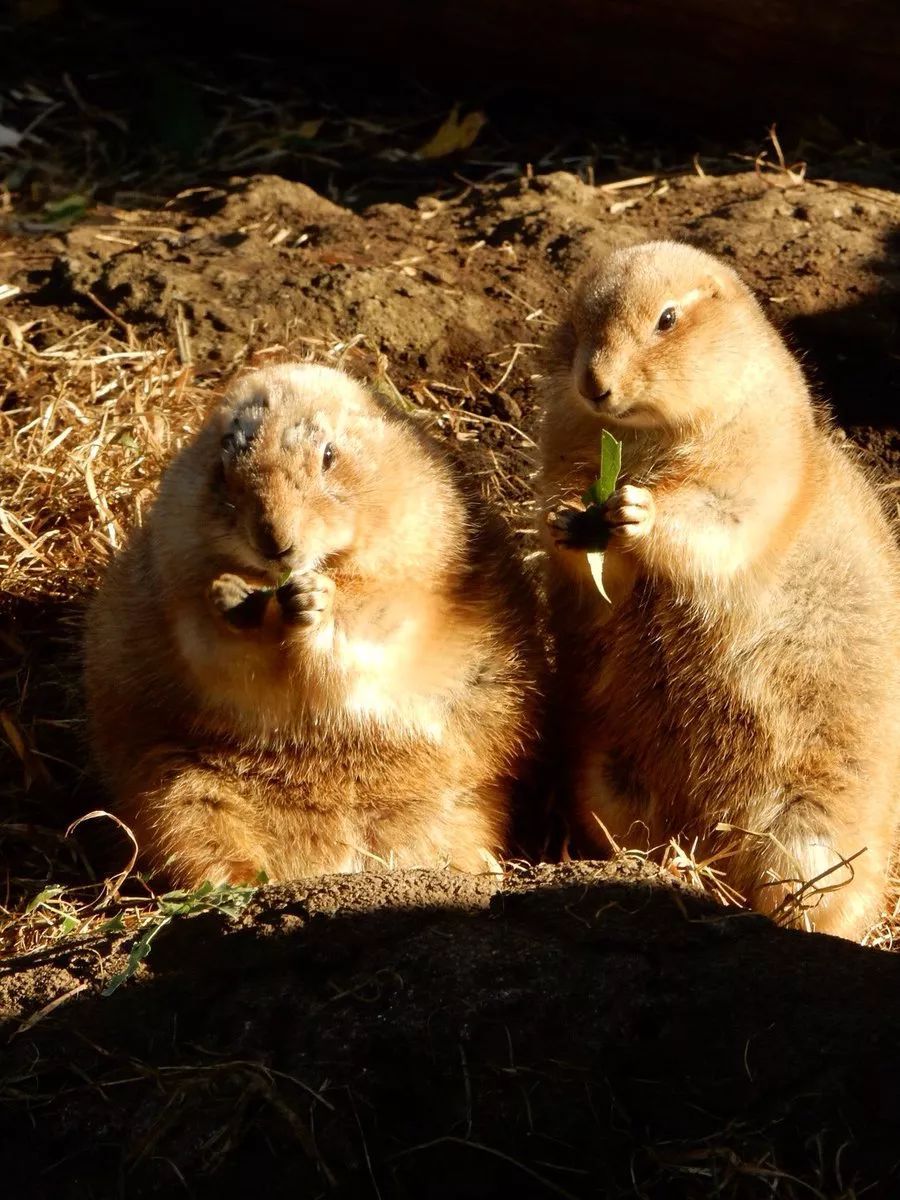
[2,4,900,220]
[760,225,900,493]
[0,599,127,902]
[2,866,900,1199]
[782,226,900,472]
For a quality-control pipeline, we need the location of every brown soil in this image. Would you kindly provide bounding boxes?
[4,862,900,1198]
[4,90,900,1199]
[18,168,900,478]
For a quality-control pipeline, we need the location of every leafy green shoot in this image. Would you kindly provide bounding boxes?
[582,429,623,509]
[582,430,623,603]
[102,875,265,996]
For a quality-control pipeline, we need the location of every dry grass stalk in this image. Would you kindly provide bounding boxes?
[592,814,899,943]
[0,315,213,604]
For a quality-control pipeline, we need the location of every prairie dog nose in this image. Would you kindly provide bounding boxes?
[254,521,295,561]
[577,364,613,405]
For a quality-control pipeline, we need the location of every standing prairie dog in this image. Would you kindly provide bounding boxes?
[85,362,540,888]
[539,240,900,940]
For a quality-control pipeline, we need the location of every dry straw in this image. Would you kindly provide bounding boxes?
[0,315,208,604]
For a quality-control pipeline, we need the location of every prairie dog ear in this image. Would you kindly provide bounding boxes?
[574,258,608,304]
[703,266,741,301]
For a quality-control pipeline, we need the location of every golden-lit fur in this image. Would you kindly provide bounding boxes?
[85,362,540,888]
[538,241,900,939]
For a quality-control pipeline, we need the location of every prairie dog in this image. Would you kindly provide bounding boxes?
[538,240,900,940]
[85,362,540,888]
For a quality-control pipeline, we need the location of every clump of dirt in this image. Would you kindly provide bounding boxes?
[16,169,900,470]
[3,862,900,1198]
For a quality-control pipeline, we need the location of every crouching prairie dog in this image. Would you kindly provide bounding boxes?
[84,362,541,888]
[538,240,900,940]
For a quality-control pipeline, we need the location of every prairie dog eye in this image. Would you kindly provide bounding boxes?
[656,306,678,333]
[322,442,335,471]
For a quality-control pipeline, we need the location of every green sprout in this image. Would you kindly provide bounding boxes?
[582,429,623,604]
[102,876,264,996]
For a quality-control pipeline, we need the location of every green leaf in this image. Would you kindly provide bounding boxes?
[114,430,139,452]
[582,431,623,604]
[582,429,623,507]
[40,194,89,226]
[100,877,261,996]
[587,551,612,603]
[102,918,166,996]
[256,567,294,598]
[598,429,623,503]
[25,886,62,914]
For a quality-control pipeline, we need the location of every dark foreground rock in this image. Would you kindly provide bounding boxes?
[2,861,900,1198]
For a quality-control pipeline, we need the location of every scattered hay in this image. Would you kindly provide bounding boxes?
[0,315,207,604]
[592,814,900,944]
[862,880,900,951]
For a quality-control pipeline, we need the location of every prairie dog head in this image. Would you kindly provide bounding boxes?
[553,241,775,434]
[190,362,460,582]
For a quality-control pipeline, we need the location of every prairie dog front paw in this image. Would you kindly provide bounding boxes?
[603,485,655,543]
[546,505,610,553]
[277,571,335,628]
[210,574,271,629]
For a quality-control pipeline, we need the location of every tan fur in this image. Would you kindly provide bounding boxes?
[84,362,540,888]
[538,241,900,940]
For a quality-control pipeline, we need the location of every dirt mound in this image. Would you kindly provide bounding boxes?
[24,169,900,462]
[3,861,900,1198]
